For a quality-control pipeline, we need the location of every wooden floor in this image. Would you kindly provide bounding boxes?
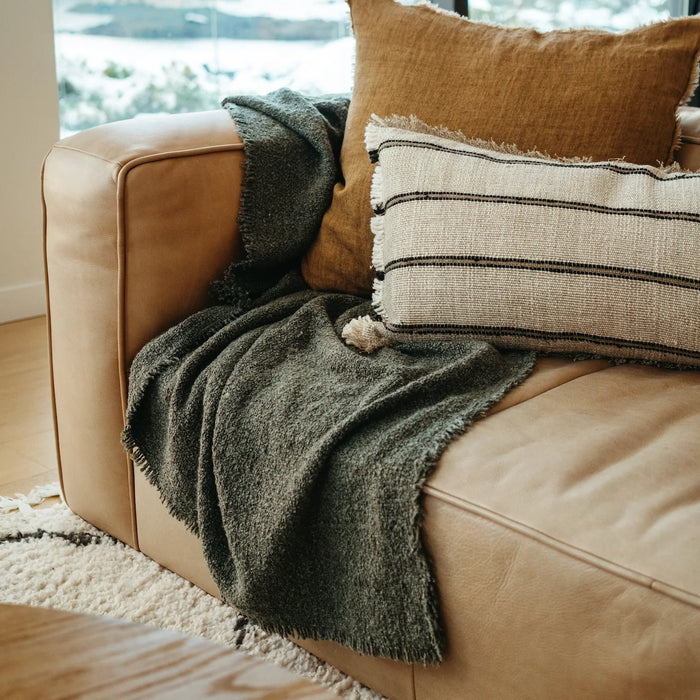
[0,316,60,499]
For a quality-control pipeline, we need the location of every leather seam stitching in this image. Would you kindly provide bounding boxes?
[423,484,700,609]
[52,141,245,170]
[51,143,120,165]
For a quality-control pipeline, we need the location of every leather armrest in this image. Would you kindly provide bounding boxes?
[43,110,244,546]
[678,106,700,170]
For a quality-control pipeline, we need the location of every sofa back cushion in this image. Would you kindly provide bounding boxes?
[677,106,700,171]
[301,0,700,296]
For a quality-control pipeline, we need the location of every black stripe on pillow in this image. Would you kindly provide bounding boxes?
[369,140,700,182]
[383,322,700,360]
[382,191,700,223]
[383,256,700,291]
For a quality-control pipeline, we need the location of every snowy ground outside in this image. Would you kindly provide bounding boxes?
[469,0,670,31]
[55,33,355,134]
[53,0,355,134]
[53,0,672,136]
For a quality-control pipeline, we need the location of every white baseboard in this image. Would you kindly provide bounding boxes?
[0,281,46,323]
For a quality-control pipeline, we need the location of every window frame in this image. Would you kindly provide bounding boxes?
[453,0,692,18]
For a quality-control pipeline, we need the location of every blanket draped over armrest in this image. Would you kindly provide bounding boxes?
[122,89,536,665]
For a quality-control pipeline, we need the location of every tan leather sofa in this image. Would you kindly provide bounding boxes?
[43,107,700,699]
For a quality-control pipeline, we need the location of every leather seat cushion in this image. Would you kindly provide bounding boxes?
[429,356,700,603]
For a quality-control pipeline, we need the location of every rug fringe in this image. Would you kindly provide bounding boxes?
[0,482,62,514]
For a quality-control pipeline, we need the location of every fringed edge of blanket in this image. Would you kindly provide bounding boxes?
[120,424,199,537]
[210,98,303,312]
[120,350,203,536]
[244,615,442,667]
[222,103,261,268]
[404,347,537,664]
[207,103,263,312]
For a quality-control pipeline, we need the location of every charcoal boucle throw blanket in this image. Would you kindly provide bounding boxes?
[122,89,536,664]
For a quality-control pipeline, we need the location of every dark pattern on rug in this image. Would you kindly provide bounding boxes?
[232,614,250,648]
[0,500,382,699]
[0,529,115,547]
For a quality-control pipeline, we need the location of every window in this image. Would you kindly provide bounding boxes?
[52,0,355,135]
[52,1,694,136]
[467,0,682,30]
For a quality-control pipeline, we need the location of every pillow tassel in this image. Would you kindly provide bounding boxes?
[342,315,393,353]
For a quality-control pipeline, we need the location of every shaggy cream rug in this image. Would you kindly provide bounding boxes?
[0,485,380,699]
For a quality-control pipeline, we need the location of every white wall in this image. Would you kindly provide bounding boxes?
[0,0,60,323]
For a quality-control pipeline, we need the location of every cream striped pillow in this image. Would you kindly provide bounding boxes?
[342,118,700,367]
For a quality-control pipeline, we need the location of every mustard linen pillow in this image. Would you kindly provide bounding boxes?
[302,0,700,296]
